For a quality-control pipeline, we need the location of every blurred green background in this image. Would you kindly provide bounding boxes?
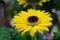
[0,0,60,40]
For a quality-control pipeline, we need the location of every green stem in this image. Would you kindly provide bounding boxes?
[30,3,37,40]
[31,37,34,40]
[31,3,36,9]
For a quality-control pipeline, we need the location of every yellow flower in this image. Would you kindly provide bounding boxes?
[17,0,50,7]
[13,9,53,37]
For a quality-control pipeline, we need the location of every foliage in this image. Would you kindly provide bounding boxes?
[0,27,48,40]
[53,31,60,40]
[0,27,26,40]
[1,0,60,40]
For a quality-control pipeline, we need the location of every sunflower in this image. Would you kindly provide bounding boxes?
[17,0,50,7]
[13,9,53,37]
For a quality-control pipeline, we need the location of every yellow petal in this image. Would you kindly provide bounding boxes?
[22,26,32,35]
[40,22,53,27]
[38,2,43,6]
[38,29,43,34]
[30,26,38,37]
[43,27,49,31]
[23,3,28,7]
[41,0,47,2]
[20,27,25,31]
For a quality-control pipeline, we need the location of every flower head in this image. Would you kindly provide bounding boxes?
[13,9,52,37]
[17,0,50,7]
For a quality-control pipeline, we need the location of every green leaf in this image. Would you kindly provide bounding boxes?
[53,31,60,40]
[34,35,38,40]
[0,27,27,40]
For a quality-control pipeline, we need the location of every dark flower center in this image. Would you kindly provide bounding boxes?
[28,16,38,23]
[27,0,40,3]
